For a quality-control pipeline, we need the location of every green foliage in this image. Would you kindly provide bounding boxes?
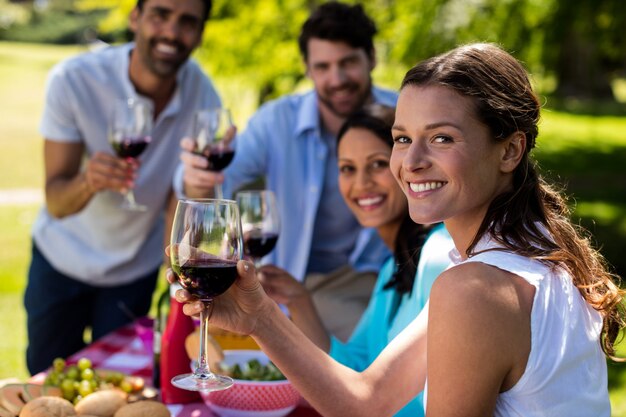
[0,0,111,44]
[67,0,626,104]
[197,0,311,103]
[0,0,30,29]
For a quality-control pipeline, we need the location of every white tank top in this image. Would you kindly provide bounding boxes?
[425,236,610,416]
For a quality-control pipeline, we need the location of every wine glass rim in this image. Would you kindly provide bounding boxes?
[179,198,236,205]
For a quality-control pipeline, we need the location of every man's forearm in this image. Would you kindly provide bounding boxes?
[45,171,95,218]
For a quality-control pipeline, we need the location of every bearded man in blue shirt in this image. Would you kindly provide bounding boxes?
[178,2,397,340]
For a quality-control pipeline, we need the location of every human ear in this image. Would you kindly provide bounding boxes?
[128,7,140,33]
[500,131,526,173]
[368,48,377,72]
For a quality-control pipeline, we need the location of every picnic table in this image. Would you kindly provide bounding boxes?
[31,321,320,417]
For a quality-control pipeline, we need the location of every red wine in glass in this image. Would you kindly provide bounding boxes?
[111,135,151,159]
[192,108,235,199]
[244,231,279,261]
[194,146,235,171]
[173,258,238,301]
[109,98,153,211]
[236,190,280,268]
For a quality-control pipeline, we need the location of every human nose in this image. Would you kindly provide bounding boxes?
[403,141,430,172]
[328,65,347,86]
[354,168,374,190]
[161,19,181,40]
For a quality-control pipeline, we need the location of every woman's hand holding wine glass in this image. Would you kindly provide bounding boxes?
[169,198,243,392]
[108,98,153,211]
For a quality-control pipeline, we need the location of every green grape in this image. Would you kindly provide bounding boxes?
[110,372,124,385]
[73,395,83,405]
[119,379,133,393]
[53,357,66,373]
[65,365,79,380]
[60,379,75,392]
[61,381,75,401]
[77,357,92,371]
[78,380,93,397]
[81,368,95,381]
[45,371,59,386]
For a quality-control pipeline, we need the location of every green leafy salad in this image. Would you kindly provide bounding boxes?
[220,359,286,381]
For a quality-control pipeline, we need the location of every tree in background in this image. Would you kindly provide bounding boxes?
[68,0,626,104]
[542,0,626,101]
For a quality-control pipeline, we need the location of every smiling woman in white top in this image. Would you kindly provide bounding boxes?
[170,43,625,417]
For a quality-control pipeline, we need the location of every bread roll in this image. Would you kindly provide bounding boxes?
[74,389,127,417]
[19,396,75,417]
[113,401,169,417]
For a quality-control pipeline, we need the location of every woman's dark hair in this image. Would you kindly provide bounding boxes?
[136,0,212,22]
[298,2,377,61]
[400,43,625,359]
[338,104,435,295]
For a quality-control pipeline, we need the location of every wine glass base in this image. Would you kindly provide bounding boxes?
[171,372,234,392]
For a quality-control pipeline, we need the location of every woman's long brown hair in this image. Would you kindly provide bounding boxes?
[401,43,626,359]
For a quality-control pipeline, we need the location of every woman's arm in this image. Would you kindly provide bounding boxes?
[425,262,533,416]
[172,261,428,417]
[257,264,330,351]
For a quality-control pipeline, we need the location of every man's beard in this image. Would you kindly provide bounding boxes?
[317,78,373,118]
[142,38,190,78]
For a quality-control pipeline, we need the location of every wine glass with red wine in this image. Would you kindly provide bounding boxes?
[192,108,235,199]
[170,198,243,392]
[109,98,153,211]
[236,190,280,268]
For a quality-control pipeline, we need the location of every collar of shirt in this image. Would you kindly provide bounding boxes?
[293,87,393,139]
[119,42,186,123]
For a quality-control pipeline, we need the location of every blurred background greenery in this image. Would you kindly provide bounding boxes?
[1,0,625,414]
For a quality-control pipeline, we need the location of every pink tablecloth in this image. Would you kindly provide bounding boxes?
[32,322,320,417]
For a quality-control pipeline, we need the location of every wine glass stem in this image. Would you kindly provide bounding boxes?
[125,189,138,207]
[195,300,214,377]
[214,184,224,200]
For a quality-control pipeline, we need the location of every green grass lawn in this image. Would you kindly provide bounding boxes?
[2,41,626,414]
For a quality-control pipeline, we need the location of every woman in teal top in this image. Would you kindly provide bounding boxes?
[259,104,453,417]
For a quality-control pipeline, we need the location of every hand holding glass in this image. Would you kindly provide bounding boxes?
[192,108,235,199]
[109,98,153,211]
[170,199,243,392]
[236,190,280,268]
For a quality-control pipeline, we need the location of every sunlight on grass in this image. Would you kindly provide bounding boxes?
[0,205,37,292]
[575,202,626,235]
[0,294,28,380]
[539,110,626,154]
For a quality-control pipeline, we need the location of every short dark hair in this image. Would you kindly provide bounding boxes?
[298,2,377,61]
[136,0,212,22]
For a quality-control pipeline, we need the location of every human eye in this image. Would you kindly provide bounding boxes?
[339,164,355,175]
[148,7,168,22]
[370,159,389,170]
[180,15,201,32]
[433,135,453,144]
[393,135,411,145]
[341,56,360,68]
[311,63,329,74]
